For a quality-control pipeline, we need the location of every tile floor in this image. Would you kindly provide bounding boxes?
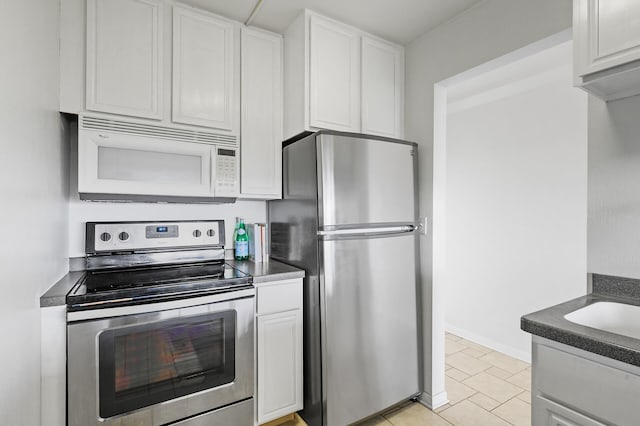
[356,332,531,426]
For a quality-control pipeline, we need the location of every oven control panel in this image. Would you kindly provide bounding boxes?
[87,220,224,253]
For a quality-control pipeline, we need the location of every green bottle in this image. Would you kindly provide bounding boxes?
[234,218,249,260]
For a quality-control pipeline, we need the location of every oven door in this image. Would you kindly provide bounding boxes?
[67,290,254,426]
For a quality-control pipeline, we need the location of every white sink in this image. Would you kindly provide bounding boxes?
[564,302,640,340]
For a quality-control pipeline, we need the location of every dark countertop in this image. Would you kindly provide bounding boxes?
[521,274,640,367]
[40,271,86,307]
[227,259,305,283]
[40,258,305,307]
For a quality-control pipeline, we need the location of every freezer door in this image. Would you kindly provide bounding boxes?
[318,134,416,227]
[321,233,419,426]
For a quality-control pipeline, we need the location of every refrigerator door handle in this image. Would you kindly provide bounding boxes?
[317,225,417,239]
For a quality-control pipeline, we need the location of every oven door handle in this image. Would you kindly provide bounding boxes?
[67,288,255,322]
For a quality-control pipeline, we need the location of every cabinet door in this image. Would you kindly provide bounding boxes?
[173,6,237,132]
[257,310,303,424]
[240,28,283,199]
[78,129,213,197]
[533,395,605,426]
[534,342,640,425]
[361,36,404,138]
[86,0,163,119]
[309,15,360,132]
[575,0,640,76]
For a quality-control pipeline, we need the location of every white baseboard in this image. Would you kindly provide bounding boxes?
[445,323,531,363]
[418,391,449,410]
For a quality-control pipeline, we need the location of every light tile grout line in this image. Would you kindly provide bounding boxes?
[439,332,531,426]
[370,332,531,426]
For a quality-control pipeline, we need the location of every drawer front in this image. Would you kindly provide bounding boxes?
[535,343,640,425]
[533,395,606,426]
[257,279,302,315]
[172,398,253,425]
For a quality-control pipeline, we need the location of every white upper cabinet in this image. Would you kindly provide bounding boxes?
[86,0,163,119]
[61,1,285,200]
[65,0,240,135]
[309,15,360,133]
[284,10,404,139]
[240,27,283,199]
[574,0,640,100]
[361,36,404,138]
[172,6,238,132]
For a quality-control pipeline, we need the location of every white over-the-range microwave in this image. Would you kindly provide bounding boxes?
[77,114,240,203]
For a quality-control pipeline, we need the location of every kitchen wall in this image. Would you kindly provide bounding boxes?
[588,96,640,279]
[405,0,572,406]
[0,1,69,424]
[444,41,587,361]
[68,199,267,257]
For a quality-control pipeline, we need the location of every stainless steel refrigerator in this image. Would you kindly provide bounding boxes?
[268,131,421,426]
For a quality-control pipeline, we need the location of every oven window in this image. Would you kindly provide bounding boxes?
[98,310,236,418]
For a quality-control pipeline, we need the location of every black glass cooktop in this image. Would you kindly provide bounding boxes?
[84,262,233,292]
[67,261,251,311]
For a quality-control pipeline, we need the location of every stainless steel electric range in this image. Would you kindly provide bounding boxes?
[66,220,254,426]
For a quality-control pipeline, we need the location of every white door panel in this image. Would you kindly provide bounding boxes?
[309,15,360,132]
[240,28,283,199]
[257,310,303,423]
[361,36,403,138]
[172,6,237,131]
[86,0,163,119]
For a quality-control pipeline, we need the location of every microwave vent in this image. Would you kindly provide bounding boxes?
[80,115,238,147]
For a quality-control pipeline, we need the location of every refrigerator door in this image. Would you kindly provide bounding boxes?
[320,232,420,426]
[318,134,416,228]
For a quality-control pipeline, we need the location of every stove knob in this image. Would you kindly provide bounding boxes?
[207,229,216,237]
[193,230,202,238]
[118,232,130,241]
[100,232,111,242]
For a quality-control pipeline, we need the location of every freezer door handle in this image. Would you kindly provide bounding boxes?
[317,225,416,239]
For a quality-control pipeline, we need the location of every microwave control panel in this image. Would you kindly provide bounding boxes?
[214,147,239,198]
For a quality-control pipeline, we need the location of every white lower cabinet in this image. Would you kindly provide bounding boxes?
[532,336,640,426]
[534,395,605,426]
[257,311,302,422]
[41,306,67,426]
[255,279,303,425]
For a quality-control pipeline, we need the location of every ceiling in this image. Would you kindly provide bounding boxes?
[178,0,484,45]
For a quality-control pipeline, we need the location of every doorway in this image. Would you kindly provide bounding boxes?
[432,30,588,407]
